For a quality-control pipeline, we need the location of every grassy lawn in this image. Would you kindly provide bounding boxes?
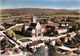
[16,34,24,39]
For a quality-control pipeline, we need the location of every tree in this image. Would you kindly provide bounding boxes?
[77,23,80,30]
[21,23,26,36]
[72,23,78,31]
[5,30,16,38]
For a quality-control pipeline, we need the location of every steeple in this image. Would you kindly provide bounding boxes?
[33,16,37,23]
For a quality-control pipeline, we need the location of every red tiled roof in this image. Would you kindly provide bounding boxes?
[41,23,59,28]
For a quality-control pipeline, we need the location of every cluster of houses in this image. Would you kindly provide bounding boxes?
[0,26,80,56]
[0,15,78,38]
[0,16,80,56]
[21,16,73,37]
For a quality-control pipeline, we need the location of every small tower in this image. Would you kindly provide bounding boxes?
[33,16,37,23]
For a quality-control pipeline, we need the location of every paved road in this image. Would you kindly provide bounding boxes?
[2,23,23,32]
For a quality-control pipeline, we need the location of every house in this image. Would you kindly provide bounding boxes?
[59,22,71,27]
[57,28,68,34]
[0,25,5,31]
[59,18,72,27]
[41,23,59,36]
[41,23,59,29]
[22,22,42,37]
[58,18,73,34]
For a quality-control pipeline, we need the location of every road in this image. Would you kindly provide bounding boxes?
[2,23,23,32]
[1,23,80,52]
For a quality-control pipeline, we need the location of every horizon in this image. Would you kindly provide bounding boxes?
[0,0,80,10]
[0,8,80,12]
[1,7,80,10]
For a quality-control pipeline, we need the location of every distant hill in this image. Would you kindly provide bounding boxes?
[0,8,80,16]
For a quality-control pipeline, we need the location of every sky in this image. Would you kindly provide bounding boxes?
[0,0,80,9]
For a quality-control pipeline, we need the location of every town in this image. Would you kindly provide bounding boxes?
[0,8,80,56]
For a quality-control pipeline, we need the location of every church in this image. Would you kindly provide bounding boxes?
[21,16,43,37]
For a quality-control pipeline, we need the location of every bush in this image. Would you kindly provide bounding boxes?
[5,30,16,38]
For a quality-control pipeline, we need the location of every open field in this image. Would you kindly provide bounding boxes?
[0,8,80,16]
[0,8,80,24]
